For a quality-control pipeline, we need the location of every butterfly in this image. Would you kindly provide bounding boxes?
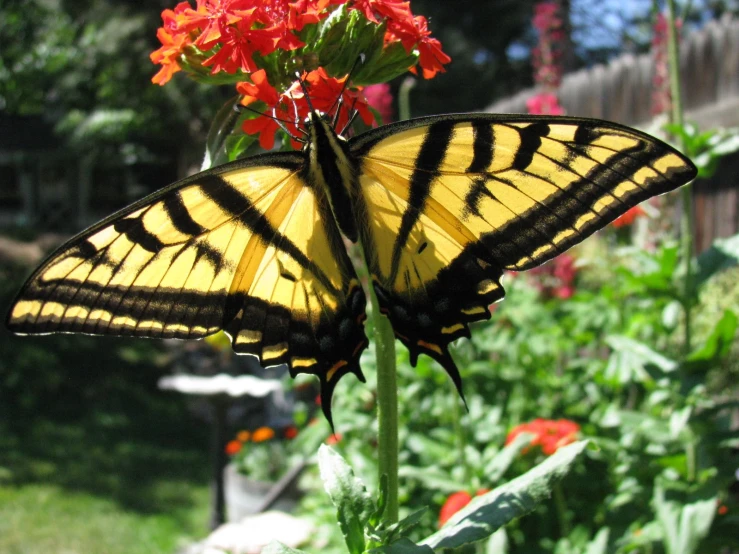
[6,109,696,423]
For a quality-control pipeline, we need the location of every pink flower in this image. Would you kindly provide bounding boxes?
[526,92,565,115]
[363,83,394,124]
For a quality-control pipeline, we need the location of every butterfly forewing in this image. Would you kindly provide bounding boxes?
[7,153,368,417]
[350,114,696,389]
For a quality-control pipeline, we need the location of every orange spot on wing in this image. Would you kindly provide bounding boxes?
[326,360,347,381]
[418,340,442,355]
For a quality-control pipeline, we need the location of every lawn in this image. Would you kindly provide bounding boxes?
[0,416,212,554]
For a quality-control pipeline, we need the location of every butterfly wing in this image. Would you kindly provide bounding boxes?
[7,153,368,420]
[350,114,696,392]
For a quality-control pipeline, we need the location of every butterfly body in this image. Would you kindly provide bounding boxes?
[6,112,697,422]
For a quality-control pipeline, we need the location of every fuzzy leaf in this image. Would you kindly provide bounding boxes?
[318,445,374,554]
[421,441,589,550]
[368,538,435,554]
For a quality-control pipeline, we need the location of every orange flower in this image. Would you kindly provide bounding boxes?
[150,24,191,85]
[612,205,646,228]
[252,426,275,442]
[506,418,580,456]
[236,430,251,442]
[717,503,728,515]
[225,439,242,455]
[284,426,299,439]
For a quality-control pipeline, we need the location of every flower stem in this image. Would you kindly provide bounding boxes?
[665,0,694,354]
[368,281,399,523]
[553,482,571,538]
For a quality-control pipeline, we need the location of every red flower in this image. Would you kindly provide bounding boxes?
[439,491,471,527]
[202,19,284,75]
[239,67,373,150]
[529,254,577,299]
[438,489,489,527]
[254,0,339,32]
[506,418,580,456]
[284,426,299,439]
[612,205,645,228]
[225,439,243,455]
[349,1,450,79]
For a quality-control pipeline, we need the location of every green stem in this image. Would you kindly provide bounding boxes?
[665,0,694,354]
[398,76,416,121]
[552,482,571,538]
[450,379,470,484]
[366,274,399,523]
[686,438,696,482]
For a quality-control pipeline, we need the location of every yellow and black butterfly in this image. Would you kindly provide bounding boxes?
[6,110,696,422]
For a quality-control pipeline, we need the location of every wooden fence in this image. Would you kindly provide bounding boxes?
[486,16,739,252]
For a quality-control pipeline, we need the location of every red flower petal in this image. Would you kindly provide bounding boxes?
[439,491,472,527]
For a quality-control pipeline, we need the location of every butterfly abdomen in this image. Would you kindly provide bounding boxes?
[305,112,360,243]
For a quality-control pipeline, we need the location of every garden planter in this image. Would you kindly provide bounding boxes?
[224,463,300,521]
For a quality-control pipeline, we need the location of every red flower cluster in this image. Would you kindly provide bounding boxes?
[527,1,565,116]
[438,489,489,527]
[151,0,340,84]
[237,67,374,150]
[528,253,577,299]
[612,205,646,228]
[151,0,449,86]
[349,1,449,78]
[505,418,580,456]
[531,1,564,88]
[651,13,682,116]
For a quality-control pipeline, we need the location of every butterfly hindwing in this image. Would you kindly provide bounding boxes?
[7,153,368,420]
[350,114,696,389]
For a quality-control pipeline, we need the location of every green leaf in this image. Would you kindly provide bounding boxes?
[584,527,610,554]
[262,541,310,554]
[385,507,428,544]
[421,441,589,550]
[695,233,739,286]
[683,310,737,371]
[653,478,717,554]
[604,336,678,384]
[367,538,435,554]
[318,445,374,554]
[203,95,241,170]
[369,473,389,528]
[484,432,535,482]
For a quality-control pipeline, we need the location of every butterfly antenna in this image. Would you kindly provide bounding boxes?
[295,71,318,115]
[327,54,366,126]
[338,95,360,136]
[287,93,309,137]
[331,95,344,128]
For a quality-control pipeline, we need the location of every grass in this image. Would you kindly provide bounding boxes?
[0,413,212,554]
[0,483,209,554]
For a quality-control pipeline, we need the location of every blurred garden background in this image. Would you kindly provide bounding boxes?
[1,0,739,553]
